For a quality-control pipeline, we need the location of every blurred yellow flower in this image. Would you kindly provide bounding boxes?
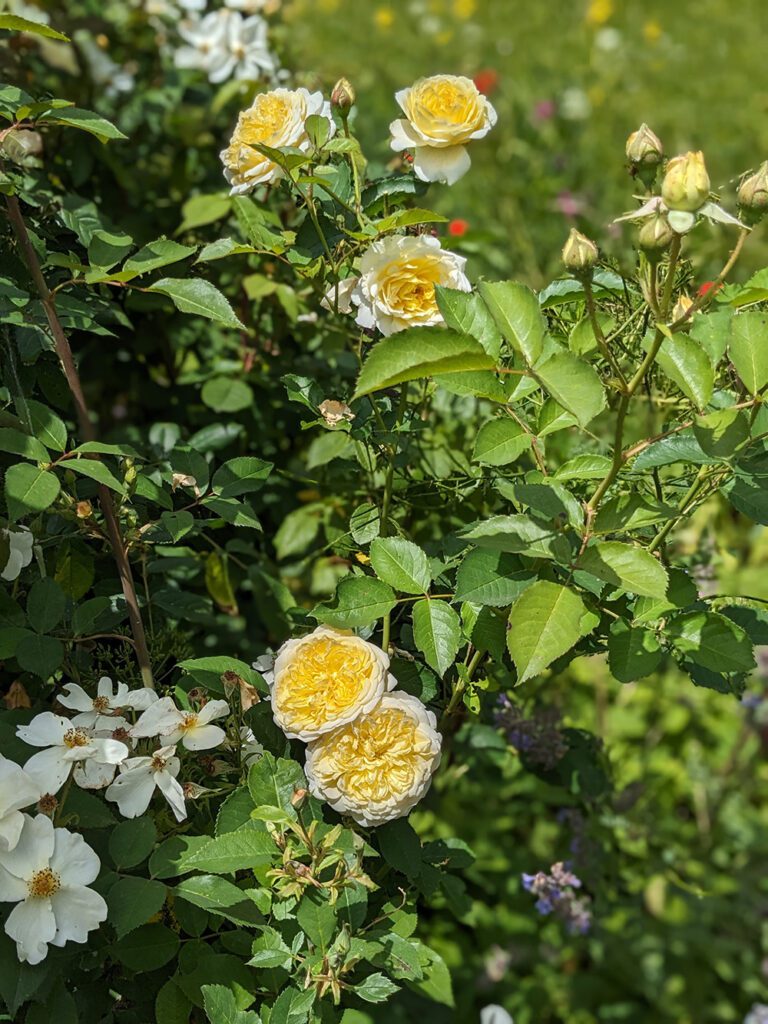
[374,6,394,29]
[318,0,339,9]
[643,19,663,42]
[305,691,442,826]
[586,0,613,26]
[436,29,454,45]
[453,0,476,19]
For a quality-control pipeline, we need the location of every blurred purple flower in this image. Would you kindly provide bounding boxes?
[521,862,592,935]
[495,696,568,770]
[555,190,585,217]
[532,99,556,122]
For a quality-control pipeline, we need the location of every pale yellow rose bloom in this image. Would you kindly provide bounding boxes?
[661,151,710,213]
[220,87,334,195]
[304,691,442,826]
[390,74,497,185]
[267,626,395,742]
[341,234,470,336]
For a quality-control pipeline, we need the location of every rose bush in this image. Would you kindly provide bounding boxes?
[0,3,767,1023]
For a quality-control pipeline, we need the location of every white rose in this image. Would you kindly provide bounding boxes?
[220,87,334,195]
[268,625,395,742]
[344,234,470,336]
[390,74,497,185]
[1,526,34,582]
[304,690,442,827]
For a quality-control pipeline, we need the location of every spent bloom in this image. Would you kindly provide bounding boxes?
[105,745,186,822]
[17,713,129,795]
[175,10,277,84]
[0,814,107,964]
[267,625,395,741]
[304,691,442,826]
[131,696,230,750]
[221,87,334,195]
[521,862,592,935]
[330,234,471,336]
[390,74,497,185]
[0,755,41,853]
[59,676,158,728]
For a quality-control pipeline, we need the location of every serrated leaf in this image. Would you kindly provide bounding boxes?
[149,278,244,329]
[478,280,545,363]
[607,621,662,683]
[0,13,69,39]
[42,107,126,141]
[370,537,431,594]
[654,332,713,409]
[472,418,532,466]
[578,542,668,599]
[353,328,495,399]
[107,877,166,939]
[412,599,461,677]
[728,311,768,395]
[454,548,533,606]
[122,238,196,278]
[313,576,396,628]
[536,350,606,426]
[5,464,60,521]
[667,611,755,674]
[434,286,501,359]
[507,581,597,682]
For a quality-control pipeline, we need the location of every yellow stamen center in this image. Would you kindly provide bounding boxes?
[92,696,110,712]
[63,728,89,749]
[27,867,60,899]
[179,713,198,733]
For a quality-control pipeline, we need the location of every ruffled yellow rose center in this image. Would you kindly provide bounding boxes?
[27,867,61,899]
[237,93,295,147]
[313,708,429,803]
[378,255,444,318]
[63,728,89,749]
[275,636,374,732]
[406,77,484,140]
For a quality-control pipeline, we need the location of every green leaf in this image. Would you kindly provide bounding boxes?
[507,581,597,682]
[350,503,381,544]
[27,400,67,451]
[667,611,755,673]
[378,818,422,878]
[175,875,264,927]
[122,238,196,278]
[202,984,261,1024]
[269,987,315,1024]
[472,418,532,466]
[352,328,495,399]
[201,377,254,413]
[477,280,545,363]
[0,14,68,40]
[212,457,272,498]
[42,107,127,141]
[178,193,232,233]
[728,311,768,395]
[197,237,257,262]
[0,427,48,462]
[54,540,94,599]
[247,753,304,816]
[370,537,431,595]
[156,979,194,1024]
[184,830,276,874]
[26,578,65,633]
[461,514,570,562]
[555,454,612,481]
[296,890,337,952]
[692,408,749,460]
[412,599,461,677]
[112,923,180,971]
[160,510,195,542]
[454,549,533,607]
[654,332,713,409]
[536,350,606,426]
[578,542,668,599]
[15,634,63,678]
[87,229,133,270]
[355,973,401,1004]
[313,576,396,628]
[607,621,662,683]
[5,464,60,521]
[109,816,157,869]
[149,278,244,329]
[107,876,166,938]
[65,457,125,493]
[434,286,502,359]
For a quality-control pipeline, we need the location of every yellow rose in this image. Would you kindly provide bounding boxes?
[337,234,470,336]
[268,626,395,742]
[220,87,334,195]
[304,691,442,826]
[661,151,710,213]
[390,74,497,185]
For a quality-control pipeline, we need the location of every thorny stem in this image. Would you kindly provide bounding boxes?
[440,648,484,728]
[5,194,155,689]
[583,278,627,388]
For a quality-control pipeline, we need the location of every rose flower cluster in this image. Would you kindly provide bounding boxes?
[263,626,442,827]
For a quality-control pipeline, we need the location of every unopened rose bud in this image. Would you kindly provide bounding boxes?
[737,161,768,224]
[672,294,694,322]
[331,78,355,114]
[291,787,308,808]
[661,151,710,212]
[638,210,675,259]
[562,228,598,276]
[626,123,663,167]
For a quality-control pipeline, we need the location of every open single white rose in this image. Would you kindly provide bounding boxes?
[269,625,395,742]
[305,690,441,827]
[220,87,334,194]
[0,813,107,965]
[131,696,230,750]
[0,756,41,853]
[17,713,130,796]
[72,717,134,790]
[346,234,470,336]
[105,745,186,822]
[59,676,158,729]
[390,74,497,185]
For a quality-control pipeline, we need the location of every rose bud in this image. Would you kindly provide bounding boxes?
[331,78,356,114]
[672,294,694,322]
[626,124,663,167]
[562,228,598,275]
[638,210,675,259]
[737,162,768,224]
[661,151,710,212]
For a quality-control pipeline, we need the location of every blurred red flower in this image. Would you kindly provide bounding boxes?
[448,219,470,237]
[473,69,499,95]
[697,281,722,297]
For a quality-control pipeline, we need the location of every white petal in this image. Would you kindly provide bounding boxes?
[74,759,117,790]
[16,712,70,748]
[0,811,24,854]
[480,1006,514,1024]
[0,860,28,901]
[412,145,471,185]
[196,699,229,726]
[667,210,696,234]
[50,827,101,887]
[321,276,358,314]
[182,724,226,750]
[131,697,182,739]
[105,765,156,818]
[124,688,158,711]
[23,747,73,796]
[389,118,423,152]
[155,770,187,822]
[0,813,54,880]
[699,201,747,228]
[5,897,56,964]
[58,683,93,714]
[49,884,107,948]
[90,738,130,766]
[0,756,41,818]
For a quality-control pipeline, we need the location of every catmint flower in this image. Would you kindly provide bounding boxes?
[521,862,593,935]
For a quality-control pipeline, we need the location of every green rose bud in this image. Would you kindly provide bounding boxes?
[737,161,768,224]
[626,123,663,167]
[638,210,675,260]
[331,77,356,114]
[661,151,710,213]
[562,228,598,275]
